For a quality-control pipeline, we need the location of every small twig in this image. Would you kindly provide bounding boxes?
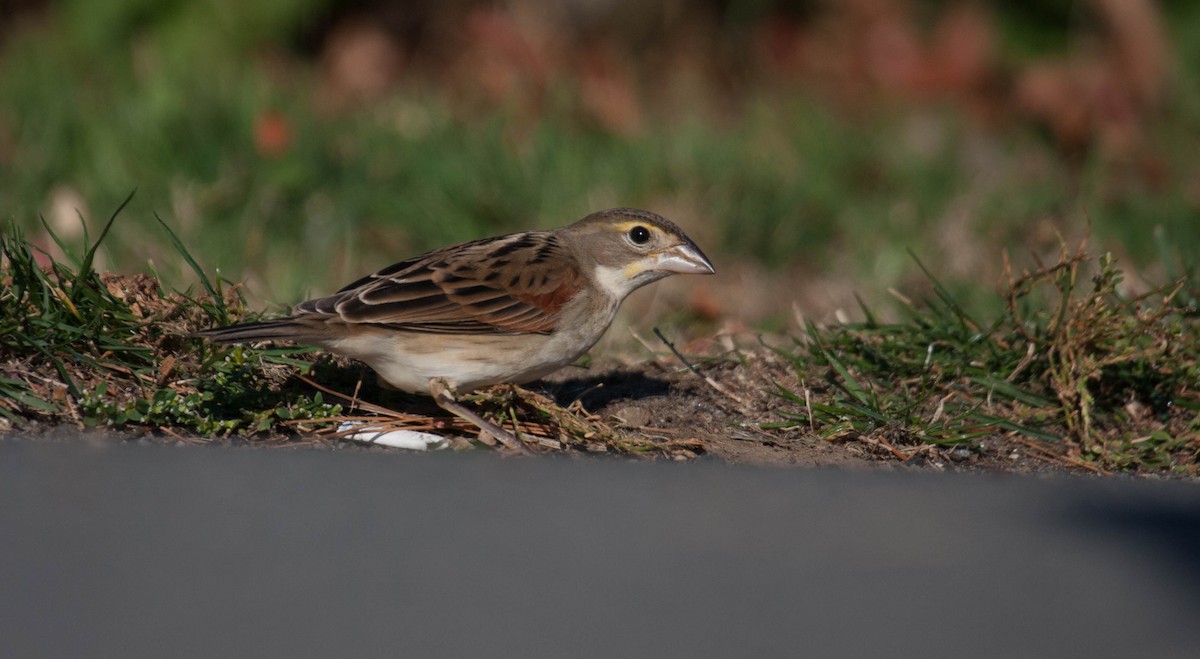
[1022,449,1068,469]
[652,327,752,408]
[1017,445,1109,476]
[802,378,814,432]
[928,392,954,425]
[295,374,402,417]
[870,434,912,461]
[156,355,177,387]
[349,376,363,413]
[160,425,206,445]
[287,414,440,432]
[1006,343,1037,383]
[1012,437,1111,476]
[628,329,661,357]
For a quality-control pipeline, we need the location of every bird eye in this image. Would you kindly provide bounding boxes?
[628,226,651,245]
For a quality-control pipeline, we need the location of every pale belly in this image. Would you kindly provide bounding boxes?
[319,326,604,394]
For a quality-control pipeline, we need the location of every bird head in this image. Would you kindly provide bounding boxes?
[564,208,715,300]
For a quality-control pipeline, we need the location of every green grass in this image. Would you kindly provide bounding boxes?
[1,193,151,404]
[768,245,1200,472]
[0,201,343,434]
[2,199,1196,472]
[2,6,1199,320]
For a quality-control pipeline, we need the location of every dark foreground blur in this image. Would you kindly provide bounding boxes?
[1,439,1198,658]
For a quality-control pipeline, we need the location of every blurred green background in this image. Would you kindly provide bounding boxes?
[2,0,1199,328]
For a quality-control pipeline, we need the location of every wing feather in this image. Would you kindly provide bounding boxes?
[294,232,583,334]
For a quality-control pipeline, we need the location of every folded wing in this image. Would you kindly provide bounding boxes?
[296,232,584,334]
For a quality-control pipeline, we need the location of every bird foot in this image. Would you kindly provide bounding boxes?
[429,378,528,453]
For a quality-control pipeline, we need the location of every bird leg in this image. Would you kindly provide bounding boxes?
[429,378,527,453]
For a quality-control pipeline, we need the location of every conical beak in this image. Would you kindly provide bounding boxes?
[653,241,716,275]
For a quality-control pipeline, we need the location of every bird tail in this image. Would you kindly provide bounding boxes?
[193,318,321,344]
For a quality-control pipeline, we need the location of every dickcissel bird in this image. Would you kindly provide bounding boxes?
[198,208,715,450]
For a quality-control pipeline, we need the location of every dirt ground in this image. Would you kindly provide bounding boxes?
[10,352,1081,477]
[540,356,1074,474]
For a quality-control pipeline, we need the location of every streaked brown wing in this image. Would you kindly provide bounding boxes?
[295,232,583,334]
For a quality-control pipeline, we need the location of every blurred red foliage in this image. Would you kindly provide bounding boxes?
[253,109,292,158]
[301,0,1173,161]
[1,0,1154,160]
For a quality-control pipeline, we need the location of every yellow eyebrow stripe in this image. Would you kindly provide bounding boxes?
[613,220,652,234]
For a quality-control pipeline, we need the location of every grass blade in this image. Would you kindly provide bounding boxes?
[38,214,80,267]
[71,189,134,303]
[154,212,228,324]
[968,376,1054,409]
[967,413,1060,442]
[908,248,978,329]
